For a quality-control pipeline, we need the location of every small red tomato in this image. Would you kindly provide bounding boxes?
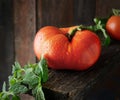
[33,26,101,70]
[106,16,120,40]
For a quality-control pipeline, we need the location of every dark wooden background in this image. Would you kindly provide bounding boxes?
[0,0,120,100]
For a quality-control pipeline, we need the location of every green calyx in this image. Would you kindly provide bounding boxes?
[66,27,78,41]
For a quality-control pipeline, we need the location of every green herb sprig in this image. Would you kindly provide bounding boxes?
[77,17,111,46]
[0,57,48,100]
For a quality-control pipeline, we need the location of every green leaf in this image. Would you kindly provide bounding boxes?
[32,84,46,100]
[23,68,40,89]
[0,92,3,97]
[9,76,17,86]
[35,87,45,100]
[0,92,4,99]
[2,82,6,92]
[12,95,20,100]
[9,82,28,94]
[12,62,21,73]
[103,35,111,46]
[0,93,9,100]
[12,62,24,80]
[0,57,49,100]
[37,57,48,83]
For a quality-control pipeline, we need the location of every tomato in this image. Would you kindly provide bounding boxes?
[33,26,101,70]
[106,15,120,40]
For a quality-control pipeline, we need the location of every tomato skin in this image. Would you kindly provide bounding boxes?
[106,16,120,40]
[34,26,101,70]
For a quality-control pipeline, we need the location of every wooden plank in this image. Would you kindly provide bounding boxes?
[84,60,120,99]
[0,0,14,90]
[96,0,120,17]
[73,0,96,25]
[42,42,120,100]
[36,0,73,29]
[13,0,36,99]
[14,0,36,66]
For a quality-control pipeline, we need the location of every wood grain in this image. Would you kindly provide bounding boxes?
[14,0,36,66]
[13,0,36,99]
[73,0,96,25]
[96,0,120,17]
[36,0,73,29]
[0,0,14,90]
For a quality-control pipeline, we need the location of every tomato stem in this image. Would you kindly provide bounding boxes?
[112,9,120,16]
[67,28,78,41]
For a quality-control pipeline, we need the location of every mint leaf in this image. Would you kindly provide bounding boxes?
[0,93,9,100]
[12,95,20,100]
[0,57,48,100]
[9,76,17,86]
[12,62,21,74]
[12,62,24,80]
[23,68,40,89]
[9,82,28,94]
[32,85,45,100]
[36,87,45,100]
[35,57,48,83]
[2,82,7,92]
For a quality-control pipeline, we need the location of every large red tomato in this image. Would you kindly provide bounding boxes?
[33,26,101,70]
[106,15,120,40]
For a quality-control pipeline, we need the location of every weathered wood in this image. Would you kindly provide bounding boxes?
[13,0,36,99]
[96,0,120,17]
[84,58,120,100]
[0,0,14,90]
[43,42,120,100]
[37,0,97,28]
[73,0,96,25]
[36,0,73,28]
[14,0,36,66]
